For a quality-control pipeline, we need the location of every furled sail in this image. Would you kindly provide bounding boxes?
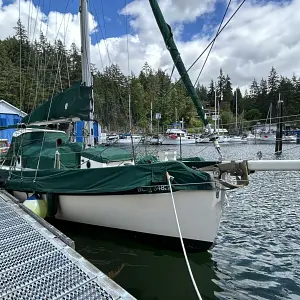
[22,82,92,125]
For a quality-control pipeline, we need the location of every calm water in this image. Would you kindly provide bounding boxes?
[51,143,300,300]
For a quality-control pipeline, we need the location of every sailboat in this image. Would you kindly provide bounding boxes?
[0,0,227,252]
[227,90,247,144]
[258,103,276,143]
[1,0,298,253]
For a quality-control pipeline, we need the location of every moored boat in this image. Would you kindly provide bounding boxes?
[1,128,224,251]
[116,133,143,144]
[162,128,196,145]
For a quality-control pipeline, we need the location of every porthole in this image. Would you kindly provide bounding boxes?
[86,160,91,169]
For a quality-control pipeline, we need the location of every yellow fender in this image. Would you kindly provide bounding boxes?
[23,194,47,219]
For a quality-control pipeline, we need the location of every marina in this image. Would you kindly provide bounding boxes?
[0,0,300,299]
[0,189,135,299]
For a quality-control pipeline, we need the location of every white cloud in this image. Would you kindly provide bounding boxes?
[1,0,300,94]
[0,0,97,47]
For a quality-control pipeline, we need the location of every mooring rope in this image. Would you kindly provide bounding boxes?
[166,172,202,300]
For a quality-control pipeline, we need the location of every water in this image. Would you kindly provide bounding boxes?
[51,143,300,300]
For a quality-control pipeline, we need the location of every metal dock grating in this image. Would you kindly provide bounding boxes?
[0,191,135,300]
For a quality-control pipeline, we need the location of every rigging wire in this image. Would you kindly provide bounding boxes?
[63,10,71,87]
[9,0,42,179]
[166,172,202,300]
[193,0,232,87]
[88,1,104,71]
[32,0,46,111]
[162,0,247,99]
[8,0,33,178]
[8,0,72,180]
[34,50,66,180]
[93,0,111,65]
[21,0,41,105]
[91,0,130,130]
[42,0,52,98]
[26,0,42,101]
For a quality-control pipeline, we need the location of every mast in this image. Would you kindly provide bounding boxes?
[235,88,238,133]
[80,0,94,147]
[269,103,272,132]
[214,85,217,133]
[150,101,153,134]
[129,90,132,131]
[275,94,283,155]
[149,0,221,156]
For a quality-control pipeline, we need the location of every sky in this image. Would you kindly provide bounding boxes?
[0,0,299,93]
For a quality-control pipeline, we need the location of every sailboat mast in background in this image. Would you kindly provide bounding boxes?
[80,0,94,147]
[235,88,238,133]
[150,101,153,133]
[128,88,132,131]
[214,84,217,133]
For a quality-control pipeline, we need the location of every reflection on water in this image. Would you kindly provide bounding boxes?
[51,143,300,300]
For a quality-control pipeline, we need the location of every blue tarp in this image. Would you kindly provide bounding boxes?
[0,114,22,142]
[74,121,100,143]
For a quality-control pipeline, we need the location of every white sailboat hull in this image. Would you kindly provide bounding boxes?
[258,135,276,143]
[144,136,163,145]
[161,138,196,145]
[228,137,248,143]
[116,137,142,144]
[54,188,224,248]
[196,138,210,143]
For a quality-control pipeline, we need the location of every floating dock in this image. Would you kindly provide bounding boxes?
[0,190,135,300]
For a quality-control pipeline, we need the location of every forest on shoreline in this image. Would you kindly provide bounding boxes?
[1,21,300,133]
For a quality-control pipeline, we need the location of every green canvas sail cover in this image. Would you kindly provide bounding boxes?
[0,161,214,194]
[4,129,133,169]
[81,146,133,163]
[22,83,92,124]
[4,130,82,169]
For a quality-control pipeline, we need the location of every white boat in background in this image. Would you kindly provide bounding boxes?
[162,128,196,145]
[246,133,257,143]
[259,133,276,143]
[217,135,231,143]
[116,134,143,144]
[106,134,119,144]
[144,135,163,145]
[228,136,248,143]
[195,135,210,143]
[283,135,296,143]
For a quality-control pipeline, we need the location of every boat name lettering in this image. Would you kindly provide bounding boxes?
[137,185,170,193]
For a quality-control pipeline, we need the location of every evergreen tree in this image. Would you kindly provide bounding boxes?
[207,80,215,107]
[3,20,300,133]
[267,66,279,116]
[217,68,225,101]
[223,74,233,110]
[196,83,208,107]
[233,88,243,115]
